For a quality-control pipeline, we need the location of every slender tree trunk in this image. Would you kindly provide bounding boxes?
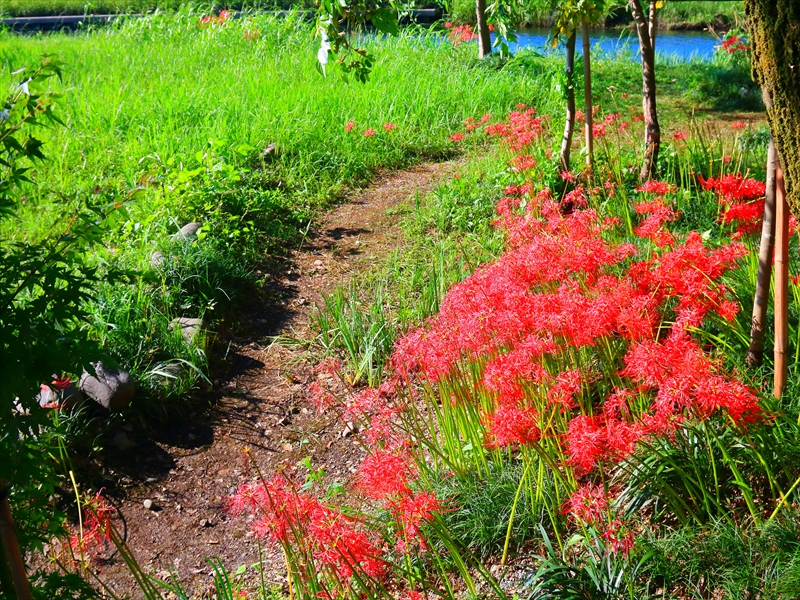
[0,481,31,600]
[560,31,577,173]
[775,162,789,397]
[747,137,778,367]
[582,18,593,173]
[476,0,492,59]
[746,1,800,217]
[629,0,660,181]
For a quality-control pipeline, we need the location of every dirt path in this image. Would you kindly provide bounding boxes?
[97,159,463,597]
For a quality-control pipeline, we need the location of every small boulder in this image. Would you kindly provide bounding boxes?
[150,361,187,388]
[150,251,165,268]
[173,222,202,240]
[261,143,278,162]
[112,430,137,450]
[79,362,135,411]
[169,317,207,345]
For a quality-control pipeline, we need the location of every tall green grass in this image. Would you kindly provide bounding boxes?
[0,11,550,413]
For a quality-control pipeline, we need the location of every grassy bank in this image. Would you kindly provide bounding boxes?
[294,55,794,599]
[0,10,551,416]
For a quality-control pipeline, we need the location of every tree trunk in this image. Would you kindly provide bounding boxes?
[0,481,31,600]
[747,137,778,367]
[775,162,789,398]
[582,18,593,173]
[629,0,660,181]
[745,1,800,217]
[476,0,492,59]
[560,31,577,173]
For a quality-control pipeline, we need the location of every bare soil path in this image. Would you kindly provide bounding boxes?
[97,158,463,597]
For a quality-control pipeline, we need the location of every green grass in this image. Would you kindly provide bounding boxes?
[0,11,551,415]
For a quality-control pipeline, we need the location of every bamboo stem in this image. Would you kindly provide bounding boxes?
[581,18,593,174]
[748,137,778,366]
[775,161,789,398]
[0,481,32,600]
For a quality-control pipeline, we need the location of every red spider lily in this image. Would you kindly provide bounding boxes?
[634,198,678,247]
[720,36,749,54]
[345,120,355,133]
[363,128,376,137]
[308,381,337,413]
[446,24,478,46]
[511,154,536,171]
[637,180,676,195]
[450,133,464,142]
[699,173,765,202]
[356,447,415,500]
[230,475,387,581]
[244,28,260,41]
[731,120,747,130]
[199,10,232,28]
[314,357,342,376]
[387,491,442,552]
[383,122,397,131]
[673,130,689,141]
[562,482,608,525]
[483,403,540,449]
[559,170,576,183]
[602,519,635,556]
[618,121,630,133]
[69,490,116,561]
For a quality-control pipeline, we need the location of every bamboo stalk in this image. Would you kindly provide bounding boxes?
[581,18,593,174]
[775,161,789,398]
[747,137,778,366]
[0,481,32,600]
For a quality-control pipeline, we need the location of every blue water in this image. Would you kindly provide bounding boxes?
[503,28,718,61]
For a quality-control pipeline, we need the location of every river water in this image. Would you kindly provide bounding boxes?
[505,28,719,61]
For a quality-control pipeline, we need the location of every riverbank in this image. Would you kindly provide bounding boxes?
[2,0,743,31]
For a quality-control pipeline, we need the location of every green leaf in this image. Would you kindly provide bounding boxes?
[371,7,399,36]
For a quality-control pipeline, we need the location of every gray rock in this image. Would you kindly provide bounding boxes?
[112,430,137,450]
[173,222,202,240]
[79,362,135,411]
[150,251,165,268]
[169,317,207,345]
[150,361,187,388]
[143,499,155,510]
[261,143,277,162]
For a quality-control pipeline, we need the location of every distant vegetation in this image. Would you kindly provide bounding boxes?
[2,0,743,30]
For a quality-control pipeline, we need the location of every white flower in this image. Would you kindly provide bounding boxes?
[0,109,9,122]
[18,79,30,96]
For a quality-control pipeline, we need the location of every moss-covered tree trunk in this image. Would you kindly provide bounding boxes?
[746,1,800,216]
[476,0,492,58]
[629,0,660,181]
[560,31,577,172]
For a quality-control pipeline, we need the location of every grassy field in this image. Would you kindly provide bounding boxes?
[0,10,557,415]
